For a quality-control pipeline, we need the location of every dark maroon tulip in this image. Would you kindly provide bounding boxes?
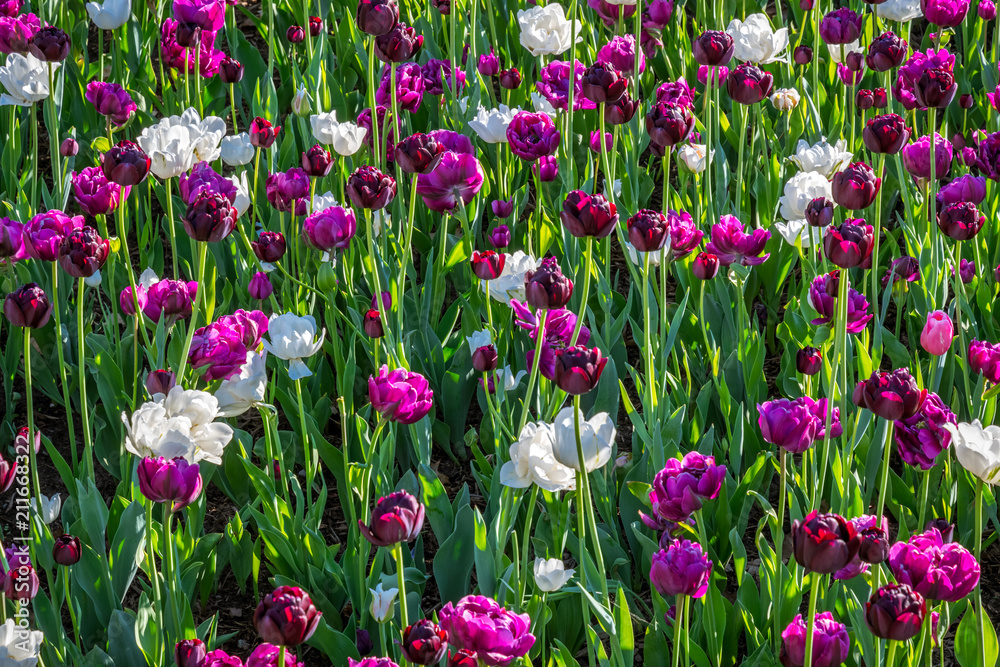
[914,67,957,108]
[692,30,734,66]
[449,649,479,667]
[252,231,287,263]
[554,345,608,395]
[937,201,985,240]
[525,256,573,309]
[797,347,822,375]
[174,639,206,667]
[866,584,926,641]
[375,22,423,63]
[627,209,669,252]
[363,309,384,338]
[791,511,861,574]
[359,490,425,546]
[926,518,955,543]
[4,564,39,600]
[727,63,773,104]
[60,137,79,157]
[845,50,865,72]
[102,140,151,187]
[606,91,639,125]
[866,31,908,71]
[794,46,813,65]
[857,521,890,564]
[183,191,237,242]
[472,344,498,373]
[882,255,921,287]
[286,24,305,43]
[4,283,52,328]
[856,88,874,110]
[356,0,399,35]
[646,101,695,148]
[29,26,70,62]
[347,165,397,210]
[219,56,244,84]
[356,628,374,656]
[58,226,109,278]
[254,585,323,647]
[831,161,880,210]
[873,87,888,108]
[309,16,323,36]
[394,133,445,175]
[301,145,334,177]
[856,368,925,420]
[959,93,974,109]
[582,61,627,103]
[470,250,506,280]
[863,113,909,154]
[52,535,81,566]
[499,68,522,90]
[249,117,281,149]
[402,620,449,665]
[692,252,720,280]
[145,369,176,396]
[823,218,874,268]
[175,22,201,48]
[560,190,618,238]
[805,197,835,227]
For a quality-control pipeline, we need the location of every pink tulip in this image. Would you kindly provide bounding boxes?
[920,310,953,356]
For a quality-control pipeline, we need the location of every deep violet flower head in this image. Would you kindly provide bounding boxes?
[888,528,980,601]
[649,451,726,522]
[705,214,770,266]
[808,271,873,334]
[438,595,535,666]
[894,392,956,470]
[368,365,434,424]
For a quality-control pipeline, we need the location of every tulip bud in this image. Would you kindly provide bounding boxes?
[29,26,70,62]
[4,283,53,328]
[866,584,926,641]
[918,310,953,357]
[309,16,323,36]
[525,256,573,309]
[472,344,498,373]
[317,260,338,292]
[489,225,511,249]
[52,535,82,566]
[470,250,506,280]
[478,49,499,76]
[402,620,449,665]
[692,252,720,280]
[248,272,273,300]
[925,518,955,543]
[499,67,522,89]
[980,0,998,18]
[449,649,479,667]
[146,370,177,396]
[855,517,890,565]
[301,145,333,178]
[845,50,865,72]
[102,140,151,187]
[873,87,888,108]
[220,55,244,84]
[174,639,207,667]
[175,22,201,48]
[857,368,925,420]
[491,198,514,219]
[183,191,238,242]
[794,46,813,65]
[252,231,287,263]
[554,345,608,395]
[356,0,399,36]
[627,209,669,252]
[727,63,774,104]
[254,586,323,647]
[60,137,79,157]
[533,155,559,182]
[692,30,735,67]
[646,101,695,147]
[354,629,373,656]
[831,161,880,210]
[581,62,627,104]
[560,190,618,238]
[347,166,397,210]
[862,113,909,154]
[286,25,306,43]
[359,490,425,546]
[797,347,822,375]
[937,201,985,240]
[138,456,203,510]
[249,117,281,149]
[856,88,874,110]
[364,309,384,338]
[791,511,860,574]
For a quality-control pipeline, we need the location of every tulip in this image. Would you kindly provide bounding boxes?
[188,323,247,381]
[867,584,926,641]
[491,199,514,220]
[347,166,397,210]
[499,67,522,89]
[804,197,835,228]
[489,225,511,248]
[895,392,956,469]
[368,365,434,424]
[421,58,466,96]
[533,558,575,592]
[873,87,889,107]
[866,31,908,71]
[808,270,873,333]
[944,419,1000,484]
[645,101,695,147]
[4,283,52,328]
[820,8,862,43]
[254,586,322,647]
[794,45,813,64]
[0,454,15,493]
[506,111,561,161]
[102,139,151,187]
[598,35,644,75]
[524,256,573,309]
[359,490,425,546]
[85,81,137,126]
[889,528,980,601]
[693,30,734,66]
[310,112,367,155]
[580,61,627,103]
[855,368,925,420]
[59,137,79,157]
[649,452,725,522]
[355,629,374,656]
[757,398,824,454]
[146,369,176,396]
[470,250,506,280]
[981,0,998,16]
[87,0,131,30]
[692,252,720,280]
[183,191,237,242]
[791,138,853,177]
[302,206,356,253]
[560,191,618,238]
[477,48,499,76]
[252,231,286,263]
[727,63,773,104]
[356,0,398,35]
[902,133,953,180]
[516,3,579,56]
[73,166,128,217]
[921,0,970,25]
[362,309,384,339]
[438,595,535,666]
[856,88,874,109]
[29,25,69,61]
[726,13,788,63]
[472,344,498,373]
[797,347,822,375]
[969,339,1000,384]
[57,225,110,278]
[553,345,607,395]
[791,511,860,574]
[862,113,910,154]
[416,152,486,213]
[175,639,207,667]
[919,310,953,356]
[401,620,448,665]
[249,116,280,148]
[532,155,559,182]
[706,214,771,266]
[625,209,669,253]
[650,539,712,598]
[779,612,850,667]
[831,161,880,209]
[3,563,39,600]
[823,218,874,268]
[937,201,985,240]
[138,456,203,510]
[394,133,444,174]
[52,535,82,566]
[248,272,272,300]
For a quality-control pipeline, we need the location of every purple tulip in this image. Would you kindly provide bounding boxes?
[421,58,466,96]
[553,345,607,395]
[179,161,237,206]
[643,0,674,27]
[757,398,823,454]
[471,250,506,280]
[727,63,774,104]
[356,0,398,35]
[85,82,137,127]
[52,535,82,567]
[866,31,909,72]
[348,166,397,211]
[477,48,499,76]
[650,539,712,598]
[254,586,322,647]
[73,167,128,217]
[376,62,424,113]
[862,114,910,154]
[655,78,695,108]
[889,528,980,601]
[937,201,985,240]
[425,129,475,156]
[823,218,874,269]
[969,339,1000,383]
[488,225,510,248]
[511,302,590,380]
[249,116,280,149]
[705,214,770,266]
[265,168,310,216]
[854,368,925,421]
[561,191,618,238]
[856,88,875,109]
[645,101,695,148]
[921,0,970,26]
[936,177,985,210]
[507,111,561,161]
[23,209,84,261]
[394,132,445,175]
[0,217,23,262]
[882,255,921,286]
[524,256,573,309]
[820,8,862,44]
[143,278,197,323]
[536,60,596,111]
[901,133,953,180]
[692,30,734,66]
[866,584,926,641]
[649,452,726,522]
[831,161,881,210]
[102,139,151,187]
[626,209,670,253]
[138,456,203,510]
[4,283,52,328]
[29,25,69,62]
[894,48,957,109]
[791,511,860,574]
[807,270,873,333]
[303,205,356,252]
[58,225,109,279]
[797,347,822,375]
[416,151,485,213]
[491,199,514,220]
[499,67,522,90]
[252,231,286,263]
[3,562,39,601]
[368,365,434,424]
[666,209,703,259]
[0,12,37,54]
[247,644,304,667]
[146,369,176,396]
[172,0,226,32]
[359,490,425,546]
[587,0,636,25]
[438,595,535,667]
[779,612,850,667]
[183,191,237,242]
[188,321,249,381]
[606,91,639,125]
[894,392,955,470]
[532,155,559,182]
[219,55,243,83]
[598,35,644,75]
[0,1,22,19]
[402,620,449,665]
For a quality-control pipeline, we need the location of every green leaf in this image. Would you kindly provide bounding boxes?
[432,505,475,603]
[955,606,999,667]
[109,501,146,604]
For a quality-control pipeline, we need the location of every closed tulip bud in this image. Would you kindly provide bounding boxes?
[375,22,423,62]
[855,515,890,564]
[472,344,498,373]
[920,310,953,355]
[692,30,734,66]
[646,101,695,147]
[364,309,384,338]
[249,117,281,149]
[402,620,449,665]
[489,225,511,248]
[692,252,720,280]
[29,26,70,62]
[309,16,323,36]
[138,456,203,510]
[219,56,244,84]
[606,91,639,125]
[491,198,514,219]
[873,87,888,107]
[248,272,273,300]
[791,511,860,574]
[4,283,53,328]
[499,67,522,89]
[797,347,822,375]
[866,584,926,641]
[145,369,176,396]
[478,49,499,76]
[857,368,925,420]
[914,66,957,108]
[533,155,559,182]
[649,539,712,598]
[4,564,39,600]
[937,201,985,240]
[359,490,425,546]
[174,639,207,667]
[254,586,323,647]
[794,46,813,65]
[52,535,81,566]
[301,145,333,177]
[470,250,506,280]
[525,256,573,309]
[831,161,880,210]
[845,51,865,72]
[356,0,399,36]
[581,62,627,103]
[174,22,201,48]
[347,165,397,210]
[183,191,238,242]
[60,137,79,157]
[866,31,908,71]
[554,345,608,394]
[804,197,835,228]
[856,88,874,110]
[727,63,774,104]
[980,0,997,18]
[355,629,374,656]
[393,133,445,175]
[863,113,910,154]
[449,649,479,667]
[252,231,287,263]
[560,190,618,238]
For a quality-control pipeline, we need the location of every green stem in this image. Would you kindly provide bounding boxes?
[394,542,409,630]
[672,594,686,667]
[734,104,749,214]
[165,178,178,279]
[575,469,595,667]
[50,263,78,473]
[976,479,986,667]
[175,241,208,382]
[517,313,548,433]
[23,329,40,503]
[295,377,315,505]
[517,485,539,609]
[63,568,82,651]
[162,504,183,645]
[872,419,895,594]
[803,574,821,667]
[77,278,95,480]
[774,449,786,652]
[570,237,592,346]
[30,103,38,215]
[950,241,973,419]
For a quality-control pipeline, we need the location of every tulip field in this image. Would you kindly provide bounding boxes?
[5,0,1000,665]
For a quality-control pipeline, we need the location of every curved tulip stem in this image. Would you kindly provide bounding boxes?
[175,240,208,383]
[803,573,821,667]
[50,263,78,473]
[393,542,409,632]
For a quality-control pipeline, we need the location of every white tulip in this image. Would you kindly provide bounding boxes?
[500,422,577,492]
[263,313,326,380]
[86,0,131,29]
[0,53,57,107]
[122,385,234,464]
[517,4,582,57]
[466,330,493,354]
[727,14,789,64]
[624,241,663,267]
[789,138,853,178]
[533,558,575,592]
[215,351,268,418]
[770,87,800,111]
[232,171,251,217]
[773,219,819,248]
[292,85,311,117]
[485,251,540,305]
[0,618,44,666]
[310,111,367,156]
[677,143,713,174]
[469,105,518,144]
[531,92,558,117]
[185,109,227,163]
[220,133,255,166]
[778,171,833,224]
[369,583,399,623]
[496,366,528,392]
[877,0,923,22]
[30,493,61,524]
[827,41,861,64]
[945,421,1000,485]
[551,406,616,472]
[138,122,196,179]
[161,386,235,464]
[84,271,102,288]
